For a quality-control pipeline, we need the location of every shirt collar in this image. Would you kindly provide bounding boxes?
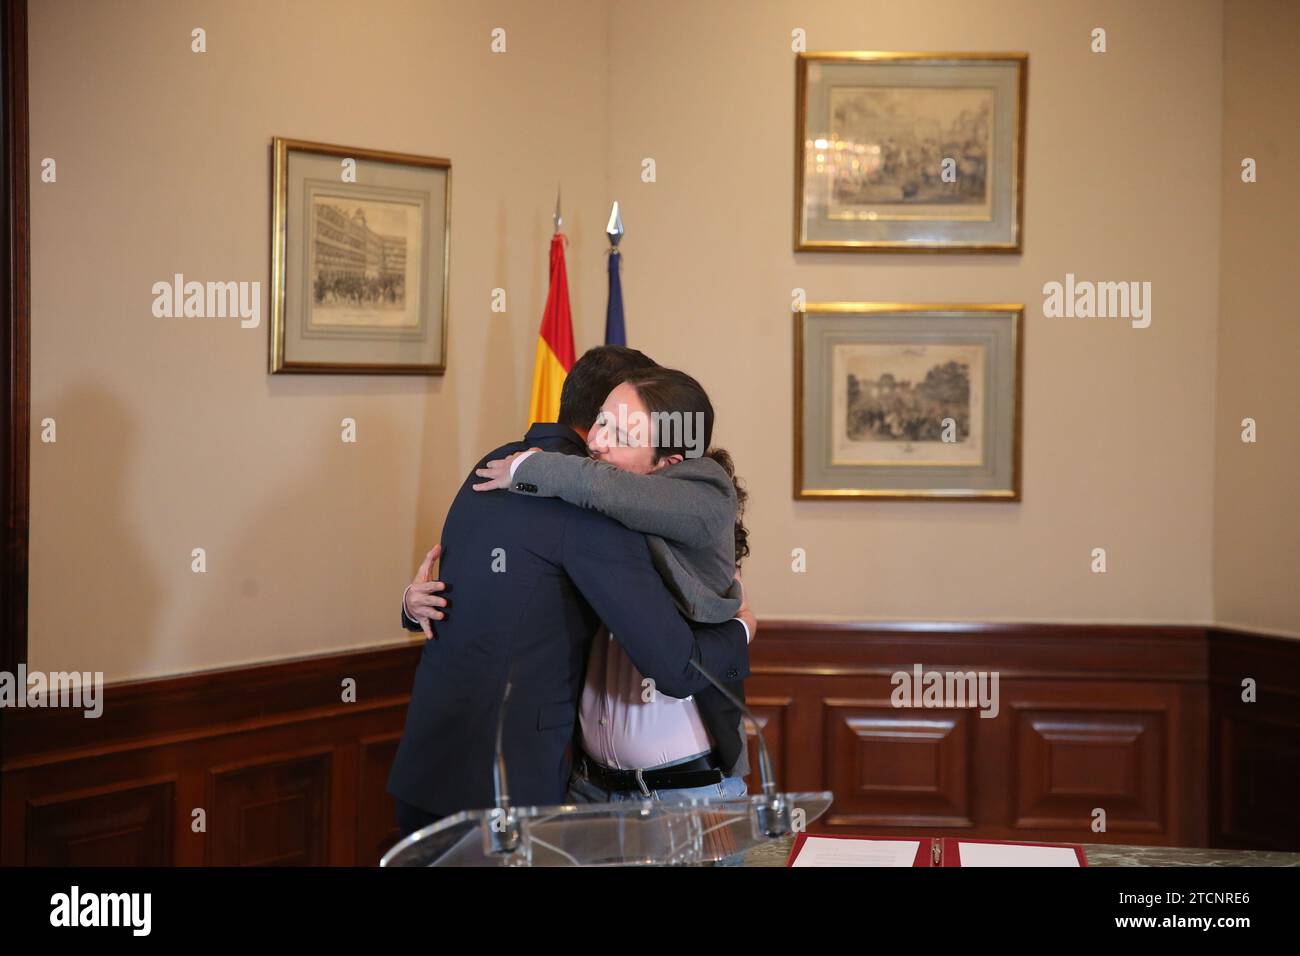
[523,422,588,456]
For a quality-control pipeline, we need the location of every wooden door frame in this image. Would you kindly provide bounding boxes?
[1,0,30,865]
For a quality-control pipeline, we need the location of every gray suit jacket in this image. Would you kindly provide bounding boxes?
[509,450,750,776]
[510,452,743,623]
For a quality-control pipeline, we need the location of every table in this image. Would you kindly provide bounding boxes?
[739,838,1300,867]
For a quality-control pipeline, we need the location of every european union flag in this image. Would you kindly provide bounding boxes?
[605,249,626,345]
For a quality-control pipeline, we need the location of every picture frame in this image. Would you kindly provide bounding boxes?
[794,52,1027,253]
[270,137,451,374]
[795,303,1023,500]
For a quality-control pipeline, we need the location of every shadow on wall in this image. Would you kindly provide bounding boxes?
[406,196,525,575]
[31,386,161,679]
[409,366,465,585]
[184,397,435,672]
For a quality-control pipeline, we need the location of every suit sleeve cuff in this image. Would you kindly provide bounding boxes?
[509,448,541,479]
[402,584,420,629]
[735,617,751,644]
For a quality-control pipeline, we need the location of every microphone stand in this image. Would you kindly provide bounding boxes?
[688,658,793,838]
[485,672,522,856]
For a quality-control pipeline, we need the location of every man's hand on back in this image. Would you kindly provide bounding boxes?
[735,571,756,643]
[404,544,449,639]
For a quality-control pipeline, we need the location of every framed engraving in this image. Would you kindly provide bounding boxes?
[270,137,450,374]
[795,303,1023,500]
[795,53,1027,252]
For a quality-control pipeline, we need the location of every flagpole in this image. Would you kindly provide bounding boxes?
[527,186,576,425]
[605,201,626,346]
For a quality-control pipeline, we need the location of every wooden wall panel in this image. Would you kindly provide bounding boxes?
[741,696,790,791]
[1209,628,1300,851]
[207,750,331,866]
[26,779,173,866]
[1009,701,1164,834]
[1,644,420,866]
[1,623,1295,865]
[358,734,403,866]
[821,698,975,830]
[745,622,1212,847]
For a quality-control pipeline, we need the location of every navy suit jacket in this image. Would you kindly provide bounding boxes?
[387,424,751,816]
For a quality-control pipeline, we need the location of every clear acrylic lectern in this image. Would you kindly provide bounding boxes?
[380,791,834,867]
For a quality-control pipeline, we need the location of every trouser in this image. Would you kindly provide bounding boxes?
[395,797,444,838]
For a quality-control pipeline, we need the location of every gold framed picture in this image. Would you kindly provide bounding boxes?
[795,303,1023,500]
[270,137,451,374]
[794,53,1027,253]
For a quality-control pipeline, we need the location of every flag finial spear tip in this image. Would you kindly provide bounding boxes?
[606,200,623,247]
[553,185,562,233]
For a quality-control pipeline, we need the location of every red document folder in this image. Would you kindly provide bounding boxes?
[785,834,1088,867]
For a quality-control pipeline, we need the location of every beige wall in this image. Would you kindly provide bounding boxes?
[29,0,1287,684]
[1213,0,1300,638]
[27,0,612,680]
[606,0,1223,623]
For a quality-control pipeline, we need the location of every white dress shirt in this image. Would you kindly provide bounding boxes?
[516,449,752,770]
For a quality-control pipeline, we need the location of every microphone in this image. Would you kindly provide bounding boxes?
[688,657,794,838]
[485,668,521,856]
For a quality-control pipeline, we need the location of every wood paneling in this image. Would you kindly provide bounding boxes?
[207,749,331,866]
[1009,699,1164,834]
[744,621,1215,847]
[1208,627,1300,850]
[26,779,173,866]
[821,698,974,830]
[1,623,1296,865]
[357,734,403,867]
[741,696,790,790]
[1,643,420,866]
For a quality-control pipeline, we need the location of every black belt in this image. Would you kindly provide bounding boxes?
[576,751,723,795]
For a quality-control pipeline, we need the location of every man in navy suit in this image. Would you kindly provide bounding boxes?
[387,346,755,836]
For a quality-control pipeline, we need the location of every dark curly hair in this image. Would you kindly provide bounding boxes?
[620,367,750,567]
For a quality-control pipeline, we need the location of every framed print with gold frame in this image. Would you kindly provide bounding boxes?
[794,53,1027,253]
[795,303,1023,501]
[270,137,450,374]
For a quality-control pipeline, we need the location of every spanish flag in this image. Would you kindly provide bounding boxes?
[528,233,576,423]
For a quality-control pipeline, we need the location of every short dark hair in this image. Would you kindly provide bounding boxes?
[557,345,657,430]
[619,367,714,460]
